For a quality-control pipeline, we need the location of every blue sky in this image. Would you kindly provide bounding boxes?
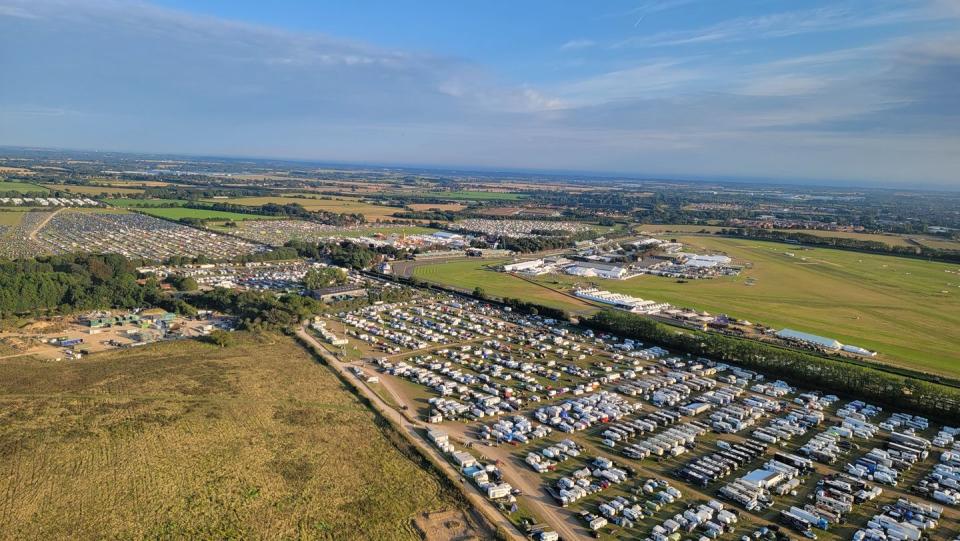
[1,0,959,187]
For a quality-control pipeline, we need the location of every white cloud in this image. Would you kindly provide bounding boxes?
[560,39,596,51]
[617,0,960,48]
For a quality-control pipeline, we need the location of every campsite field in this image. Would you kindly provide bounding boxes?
[0,181,48,194]
[414,237,960,377]
[137,207,277,221]
[203,196,404,221]
[0,333,466,539]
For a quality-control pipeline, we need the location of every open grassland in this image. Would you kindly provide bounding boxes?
[411,258,598,315]
[0,209,30,226]
[0,181,48,194]
[0,333,460,540]
[204,196,403,221]
[104,198,188,207]
[771,229,917,247]
[414,238,960,377]
[638,223,960,251]
[43,184,145,196]
[915,237,960,251]
[138,207,279,221]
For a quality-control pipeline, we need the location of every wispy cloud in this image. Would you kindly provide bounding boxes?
[560,39,596,51]
[618,1,960,48]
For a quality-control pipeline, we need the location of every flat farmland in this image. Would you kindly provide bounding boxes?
[204,196,403,221]
[414,237,960,377]
[0,181,48,194]
[0,333,466,539]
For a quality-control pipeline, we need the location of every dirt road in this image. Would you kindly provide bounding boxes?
[296,328,528,541]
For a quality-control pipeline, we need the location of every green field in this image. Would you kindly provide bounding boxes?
[428,191,527,201]
[105,198,189,208]
[0,208,30,226]
[412,258,598,315]
[0,181,49,194]
[415,237,960,377]
[138,207,279,221]
[0,333,464,539]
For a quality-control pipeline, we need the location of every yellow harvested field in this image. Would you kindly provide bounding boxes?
[0,333,463,539]
[0,166,34,175]
[407,203,466,212]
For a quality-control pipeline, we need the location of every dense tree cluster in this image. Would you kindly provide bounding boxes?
[0,253,160,317]
[302,267,347,289]
[191,288,324,331]
[585,310,960,418]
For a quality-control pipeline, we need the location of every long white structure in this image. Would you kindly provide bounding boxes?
[574,288,670,314]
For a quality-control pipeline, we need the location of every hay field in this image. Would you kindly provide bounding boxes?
[407,203,466,212]
[0,333,459,539]
[205,196,403,221]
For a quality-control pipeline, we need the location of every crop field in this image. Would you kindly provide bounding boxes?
[0,333,464,539]
[204,196,403,221]
[0,181,49,194]
[137,207,279,221]
[43,184,146,196]
[414,237,960,377]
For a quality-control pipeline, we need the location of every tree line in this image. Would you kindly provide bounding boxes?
[584,309,960,419]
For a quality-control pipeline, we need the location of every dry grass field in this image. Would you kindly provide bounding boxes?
[0,333,467,540]
[407,203,466,212]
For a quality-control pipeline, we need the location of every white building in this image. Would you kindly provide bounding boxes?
[565,262,628,280]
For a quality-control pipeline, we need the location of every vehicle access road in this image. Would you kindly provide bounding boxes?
[295,327,531,541]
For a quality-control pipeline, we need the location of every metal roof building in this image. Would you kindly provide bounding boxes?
[775,328,842,350]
